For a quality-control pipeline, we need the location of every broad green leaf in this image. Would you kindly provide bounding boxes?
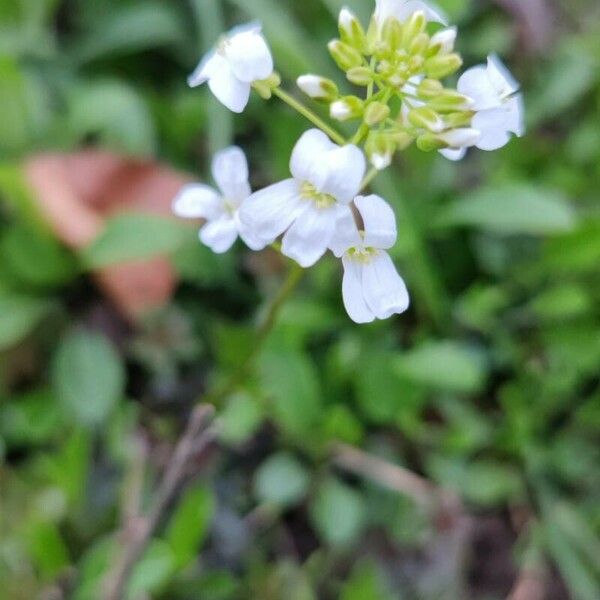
[127,540,176,599]
[254,452,310,507]
[341,561,392,600]
[310,478,366,546]
[26,521,70,580]
[0,294,50,350]
[394,340,488,394]
[82,214,188,269]
[219,394,264,446]
[259,349,322,439]
[166,485,214,569]
[51,329,125,426]
[436,183,577,235]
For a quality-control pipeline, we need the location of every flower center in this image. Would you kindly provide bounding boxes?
[347,245,379,263]
[300,182,336,209]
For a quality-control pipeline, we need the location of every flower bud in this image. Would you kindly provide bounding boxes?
[339,8,368,54]
[408,106,445,132]
[328,39,363,72]
[417,78,443,99]
[346,66,373,86]
[427,91,474,112]
[428,27,457,56]
[252,72,281,99]
[401,11,426,48]
[444,111,473,128]
[366,132,396,170]
[389,130,414,151]
[364,101,390,126]
[297,74,339,101]
[330,96,364,121]
[425,53,463,79]
[409,33,429,57]
[382,17,403,51]
[416,133,445,152]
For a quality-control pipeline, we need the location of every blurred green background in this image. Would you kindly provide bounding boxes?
[1,0,599,598]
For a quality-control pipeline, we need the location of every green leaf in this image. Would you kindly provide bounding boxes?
[394,340,488,394]
[341,561,392,600]
[254,452,310,507]
[0,55,29,153]
[51,329,125,427]
[26,521,70,581]
[127,540,176,599]
[166,485,214,570]
[0,293,50,350]
[219,393,264,446]
[82,214,188,269]
[259,349,322,440]
[436,183,577,235]
[310,478,366,546]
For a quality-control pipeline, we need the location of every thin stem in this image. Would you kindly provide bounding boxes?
[272,88,346,146]
[360,167,379,191]
[350,123,370,145]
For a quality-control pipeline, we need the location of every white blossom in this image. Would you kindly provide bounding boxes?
[239,129,366,268]
[442,55,524,160]
[188,22,273,113]
[374,0,447,27]
[173,147,266,254]
[329,195,409,323]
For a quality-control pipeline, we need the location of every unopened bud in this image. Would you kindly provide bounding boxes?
[328,39,363,71]
[401,11,426,48]
[364,101,390,126]
[444,111,474,128]
[427,91,474,112]
[389,130,414,150]
[408,106,445,132]
[297,74,339,101]
[382,17,403,50]
[417,78,444,99]
[409,33,429,57]
[366,132,396,170]
[346,66,373,86]
[330,96,364,121]
[425,53,463,79]
[416,133,445,152]
[339,8,368,53]
[428,27,457,56]
[252,72,281,99]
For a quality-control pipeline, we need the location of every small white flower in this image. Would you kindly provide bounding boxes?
[188,22,274,113]
[239,129,366,268]
[329,195,409,323]
[330,100,352,120]
[173,147,266,254]
[429,27,457,54]
[374,0,447,27]
[297,75,328,99]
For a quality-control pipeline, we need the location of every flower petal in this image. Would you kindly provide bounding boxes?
[290,129,336,184]
[329,207,361,257]
[172,184,222,219]
[188,51,220,88]
[238,179,303,242]
[457,64,501,111]
[212,146,251,202]
[472,99,523,151]
[341,256,375,324]
[354,195,397,250]
[235,212,269,251]
[319,144,366,204]
[281,204,339,267]
[375,0,447,26]
[487,54,520,97]
[226,29,273,83]
[362,252,410,319]
[199,215,239,253]
[206,57,251,113]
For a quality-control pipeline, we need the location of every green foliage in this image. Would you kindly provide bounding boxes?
[254,452,310,507]
[0,293,51,350]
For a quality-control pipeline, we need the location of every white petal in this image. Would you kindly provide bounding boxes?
[354,195,397,250]
[290,129,336,184]
[226,29,273,83]
[238,179,303,242]
[439,128,481,148]
[362,252,410,319]
[172,184,222,219]
[281,204,339,268]
[439,147,468,161]
[234,212,269,251]
[457,65,502,111]
[487,54,520,97]
[375,0,447,26]
[212,146,251,202]
[341,256,375,324]
[206,57,251,113]
[430,27,457,53]
[188,51,220,88]
[199,216,239,253]
[329,207,361,257]
[472,99,523,151]
[319,144,366,204]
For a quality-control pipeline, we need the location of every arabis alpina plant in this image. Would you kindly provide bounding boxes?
[188,22,274,113]
[176,0,525,323]
[173,147,266,253]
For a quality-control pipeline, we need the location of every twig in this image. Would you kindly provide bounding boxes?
[104,405,216,600]
[506,567,546,600]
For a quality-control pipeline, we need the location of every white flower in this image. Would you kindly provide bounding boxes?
[188,22,273,113]
[374,0,447,27]
[329,195,409,323]
[442,55,524,160]
[172,147,266,254]
[429,27,457,54]
[239,129,366,268]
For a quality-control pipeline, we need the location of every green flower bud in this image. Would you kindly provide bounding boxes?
[364,101,391,126]
[389,130,414,151]
[443,111,474,128]
[427,91,474,112]
[409,33,429,57]
[339,8,368,54]
[408,106,445,132]
[328,39,363,72]
[346,66,373,86]
[425,53,463,79]
[427,27,457,57]
[297,74,339,102]
[401,11,426,48]
[416,78,444,99]
[382,17,403,51]
[252,72,281,99]
[330,95,364,121]
[366,132,396,170]
[416,133,445,152]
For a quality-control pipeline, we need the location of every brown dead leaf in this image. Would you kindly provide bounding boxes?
[24,150,193,321]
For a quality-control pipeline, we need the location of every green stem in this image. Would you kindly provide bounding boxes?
[205,262,305,404]
[360,167,379,191]
[272,87,346,146]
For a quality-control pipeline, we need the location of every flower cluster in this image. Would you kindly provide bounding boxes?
[175,0,524,324]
